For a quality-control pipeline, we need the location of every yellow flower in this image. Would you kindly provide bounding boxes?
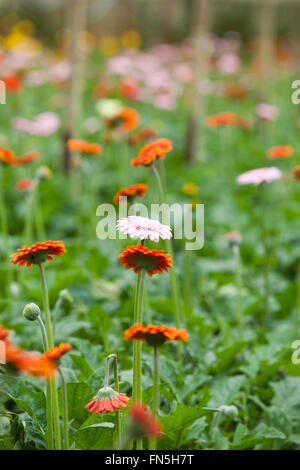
[182,182,198,197]
[13,20,35,36]
[99,35,119,56]
[121,30,141,49]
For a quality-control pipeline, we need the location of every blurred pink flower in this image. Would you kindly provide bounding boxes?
[154,93,176,110]
[217,54,241,75]
[117,216,172,243]
[255,103,279,122]
[13,112,61,136]
[173,64,194,84]
[237,167,282,186]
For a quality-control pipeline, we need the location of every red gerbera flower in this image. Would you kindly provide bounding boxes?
[114,183,148,205]
[267,145,294,159]
[16,151,40,165]
[124,324,189,348]
[11,240,66,267]
[16,178,34,191]
[131,138,172,166]
[66,139,102,155]
[0,148,17,165]
[1,75,22,93]
[129,403,162,438]
[43,343,72,362]
[105,107,139,133]
[85,386,130,414]
[119,244,172,277]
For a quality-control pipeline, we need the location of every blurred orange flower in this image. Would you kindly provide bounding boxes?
[267,145,294,159]
[106,107,139,132]
[131,138,172,166]
[114,183,148,205]
[67,139,102,155]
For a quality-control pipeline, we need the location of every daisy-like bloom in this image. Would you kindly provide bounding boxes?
[114,183,148,205]
[237,167,282,186]
[128,126,157,146]
[85,386,129,414]
[105,107,139,132]
[117,216,172,242]
[17,151,40,165]
[267,145,294,159]
[256,103,279,122]
[182,182,198,196]
[66,139,102,155]
[0,326,56,377]
[43,343,72,362]
[11,240,66,267]
[206,112,251,130]
[0,147,16,165]
[128,403,162,438]
[225,230,242,246]
[131,138,172,166]
[293,165,300,181]
[16,178,34,191]
[1,75,22,93]
[124,324,189,348]
[119,245,172,277]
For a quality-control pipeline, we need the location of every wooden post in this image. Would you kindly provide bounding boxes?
[257,0,276,78]
[186,0,211,163]
[63,0,88,173]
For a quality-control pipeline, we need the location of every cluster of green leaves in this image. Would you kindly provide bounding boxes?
[1,48,300,450]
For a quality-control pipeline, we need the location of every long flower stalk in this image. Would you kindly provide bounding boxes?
[36,313,53,450]
[149,346,159,451]
[260,183,270,326]
[233,244,243,337]
[107,354,121,447]
[151,162,183,361]
[0,165,12,292]
[38,263,61,450]
[133,269,146,450]
[58,367,69,450]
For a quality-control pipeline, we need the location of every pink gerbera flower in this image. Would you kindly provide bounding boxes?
[116,216,172,243]
[85,386,129,414]
[237,167,282,186]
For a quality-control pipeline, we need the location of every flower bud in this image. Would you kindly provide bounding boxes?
[218,405,238,419]
[58,289,73,309]
[23,303,41,321]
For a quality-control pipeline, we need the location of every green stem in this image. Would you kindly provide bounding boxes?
[152,163,183,362]
[294,259,300,340]
[0,165,12,292]
[149,347,159,451]
[58,368,69,450]
[133,270,146,451]
[260,183,270,326]
[108,354,121,447]
[36,314,53,450]
[183,248,191,314]
[38,263,61,450]
[233,245,243,338]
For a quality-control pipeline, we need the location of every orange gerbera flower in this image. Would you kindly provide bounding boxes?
[85,388,129,414]
[0,148,40,166]
[105,107,139,133]
[119,244,172,277]
[0,148,16,165]
[124,324,189,347]
[11,240,66,267]
[131,138,173,167]
[206,112,251,130]
[17,151,40,165]
[114,183,148,205]
[128,126,157,146]
[129,403,162,438]
[267,145,294,159]
[16,178,34,191]
[66,139,102,155]
[44,343,72,361]
[1,326,56,378]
